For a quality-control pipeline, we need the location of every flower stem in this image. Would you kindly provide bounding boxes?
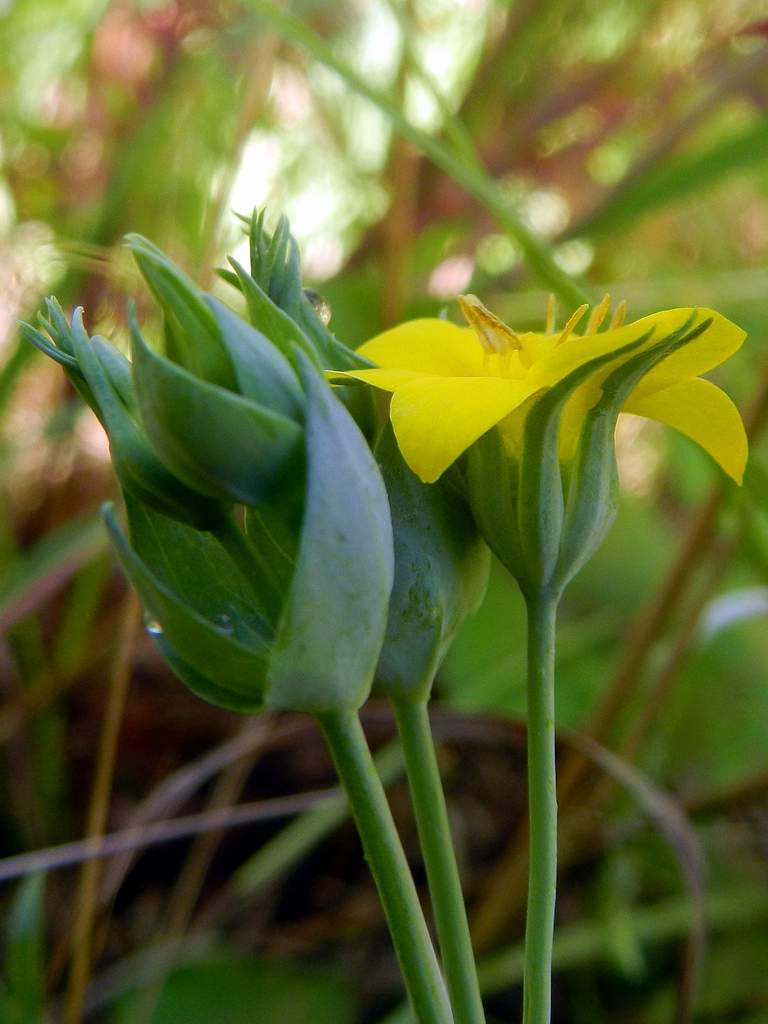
[393,699,486,1024]
[522,594,559,1024]
[317,710,454,1024]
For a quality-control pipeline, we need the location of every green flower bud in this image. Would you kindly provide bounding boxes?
[106,354,393,714]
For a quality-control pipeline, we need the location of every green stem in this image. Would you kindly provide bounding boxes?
[317,710,454,1024]
[393,700,485,1024]
[522,595,559,1024]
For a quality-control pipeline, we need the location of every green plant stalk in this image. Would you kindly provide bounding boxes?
[393,700,485,1024]
[317,710,454,1024]
[522,594,558,1024]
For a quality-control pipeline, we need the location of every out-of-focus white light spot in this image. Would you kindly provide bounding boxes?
[521,189,570,237]
[302,236,344,281]
[228,134,282,217]
[699,587,768,642]
[428,255,474,299]
[554,239,594,276]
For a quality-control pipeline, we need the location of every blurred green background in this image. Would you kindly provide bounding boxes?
[2,1,768,1021]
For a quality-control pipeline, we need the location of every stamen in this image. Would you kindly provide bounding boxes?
[545,293,556,334]
[556,303,589,345]
[585,293,611,334]
[609,299,627,329]
[458,293,521,355]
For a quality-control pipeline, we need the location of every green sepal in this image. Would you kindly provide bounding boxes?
[266,353,394,712]
[69,311,225,530]
[554,315,706,588]
[373,426,490,702]
[516,331,652,593]
[19,320,79,372]
[203,295,304,420]
[129,309,303,506]
[125,233,236,389]
[91,336,137,413]
[463,408,529,581]
[105,499,270,701]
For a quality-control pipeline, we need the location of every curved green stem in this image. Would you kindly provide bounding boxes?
[523,595,559,1024]
[393,700,485,1024]
[317,710,454,1024]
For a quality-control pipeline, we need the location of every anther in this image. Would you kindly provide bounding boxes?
[458,294,521,355]
[556,303,589,345]
[585,293,611,335]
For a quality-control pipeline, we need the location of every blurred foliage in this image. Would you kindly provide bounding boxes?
[3,0,768,1021]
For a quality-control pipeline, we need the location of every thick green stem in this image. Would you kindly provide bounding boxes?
[523,595,559,1024]
[317,710,454,1024]
[393,700,486,1024]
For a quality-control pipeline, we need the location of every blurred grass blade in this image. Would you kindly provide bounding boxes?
[247,1,590,307]
[2,874,46,1024]
[0,515,106,634]
[572,117,768,239]
[568,733,706,1024]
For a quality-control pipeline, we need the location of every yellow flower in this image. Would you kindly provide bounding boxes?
[337,294,748,485]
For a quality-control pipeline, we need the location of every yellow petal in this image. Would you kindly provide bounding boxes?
[358,319,483,377]
[390,376,537,483]
[528,308,744,390]
[329,367,429,392]
[623,377,747,483]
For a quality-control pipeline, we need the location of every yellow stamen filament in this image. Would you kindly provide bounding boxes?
[556,303,589,345]
[458,293,521,355]
[585,293,611,335]
[545,293,556,334]
[609,299,627,329]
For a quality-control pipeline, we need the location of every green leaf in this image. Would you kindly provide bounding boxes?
[2,874,46,1024]
[374,427,490,701]
[125,234,236,389]
[105,501,270,703]
[266,354,393,712]
[129,310,303,506]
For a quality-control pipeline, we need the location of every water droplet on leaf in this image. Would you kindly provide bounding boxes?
[213,612,234,635]
[144,614,163,638]
[304,288,332,326]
